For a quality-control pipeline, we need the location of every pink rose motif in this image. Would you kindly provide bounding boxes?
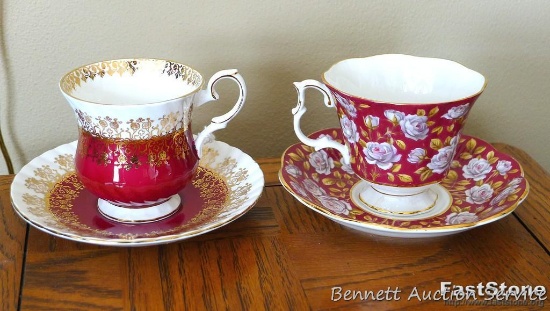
[285,164,302,177]
[340,115,359,143]
[462,158,492,181]
[407,148,427,164]
[303,179,327,197]
[465,184,494,204]
[384,109,405,123]
[290,181,309,198]
[445,211,479,225]
[364,115,380,129]
[496,160,512,175]
[317,195,352,215]
[427,145,455,173]
[309,150,334,175]
[442,103,470,119]
[334,93,357,118]
[399,114,429,141]
[363,142,401,170]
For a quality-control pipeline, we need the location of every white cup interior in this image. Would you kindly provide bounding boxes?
[60,59,203,105]
[323,54,486,104]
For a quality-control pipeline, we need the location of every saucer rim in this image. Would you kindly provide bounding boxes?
[11,140,264,246]
[279,128,530,235]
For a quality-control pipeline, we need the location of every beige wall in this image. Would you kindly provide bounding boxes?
[1,0,549,174]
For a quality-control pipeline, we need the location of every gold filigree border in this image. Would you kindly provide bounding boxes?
[19,143,253,242]
[74,109,189,140]
[60,59,203,95]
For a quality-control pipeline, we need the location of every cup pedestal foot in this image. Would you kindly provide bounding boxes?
[351,182,452,220]
[98,195,181,223]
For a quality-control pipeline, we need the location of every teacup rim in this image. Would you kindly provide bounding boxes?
[321,54,488,105]
[59,57,205,107]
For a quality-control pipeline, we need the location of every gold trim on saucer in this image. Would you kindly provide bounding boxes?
[355,191,439,216]
[278,170,528,232]
[278,129,530,234]
[13,140,262,245]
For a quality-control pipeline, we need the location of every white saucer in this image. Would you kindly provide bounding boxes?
[11,140,264,246]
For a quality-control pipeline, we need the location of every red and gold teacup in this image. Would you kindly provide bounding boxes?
[293,54,486,215]
[60,58,246,223]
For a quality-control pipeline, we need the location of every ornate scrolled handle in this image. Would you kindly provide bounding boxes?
[292,80,350,164]
[194,69,246,157]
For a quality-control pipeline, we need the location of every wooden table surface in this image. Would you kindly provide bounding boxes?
[1,143,549,310]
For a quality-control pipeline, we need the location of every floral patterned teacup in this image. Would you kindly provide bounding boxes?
[60,59,246,223]
[292,54,486,215]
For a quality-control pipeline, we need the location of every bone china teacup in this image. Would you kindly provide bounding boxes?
[60,58,246,223]
[292,54,486,215]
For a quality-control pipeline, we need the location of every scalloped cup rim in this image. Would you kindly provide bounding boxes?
[322,54,487,105]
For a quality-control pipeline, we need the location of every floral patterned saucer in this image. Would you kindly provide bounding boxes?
[11,140,264,246]
[280,128,529,238]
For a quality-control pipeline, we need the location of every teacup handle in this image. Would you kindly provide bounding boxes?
[292,80,350,164]
[194,69,246,157]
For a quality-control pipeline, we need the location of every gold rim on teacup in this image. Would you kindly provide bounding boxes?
[60,58,205,106]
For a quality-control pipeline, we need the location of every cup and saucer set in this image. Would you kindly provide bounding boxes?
[280,54,529,238]
[10,55,529,246]
[11,59,264,246]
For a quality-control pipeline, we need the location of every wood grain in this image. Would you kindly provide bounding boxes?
[273,169,550,310]
[4,146,549,310]
[282,216,549,310]
[256,157,281,186]
[118,188,308,311]
[0,175,26,311]
[150,236,309,311]
[265,186,343,234]
[493,143,550,251]
[20,249,123,310]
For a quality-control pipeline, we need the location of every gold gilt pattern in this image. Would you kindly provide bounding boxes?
[48,174,86,226]
[77,128,191,170]
[200,146,252,216]
[162,61,202,86]
[60,60,137,93]
[75,109,187,140]
[20,145,252,241]
[60,59,202,94]
[22,154,75,228]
